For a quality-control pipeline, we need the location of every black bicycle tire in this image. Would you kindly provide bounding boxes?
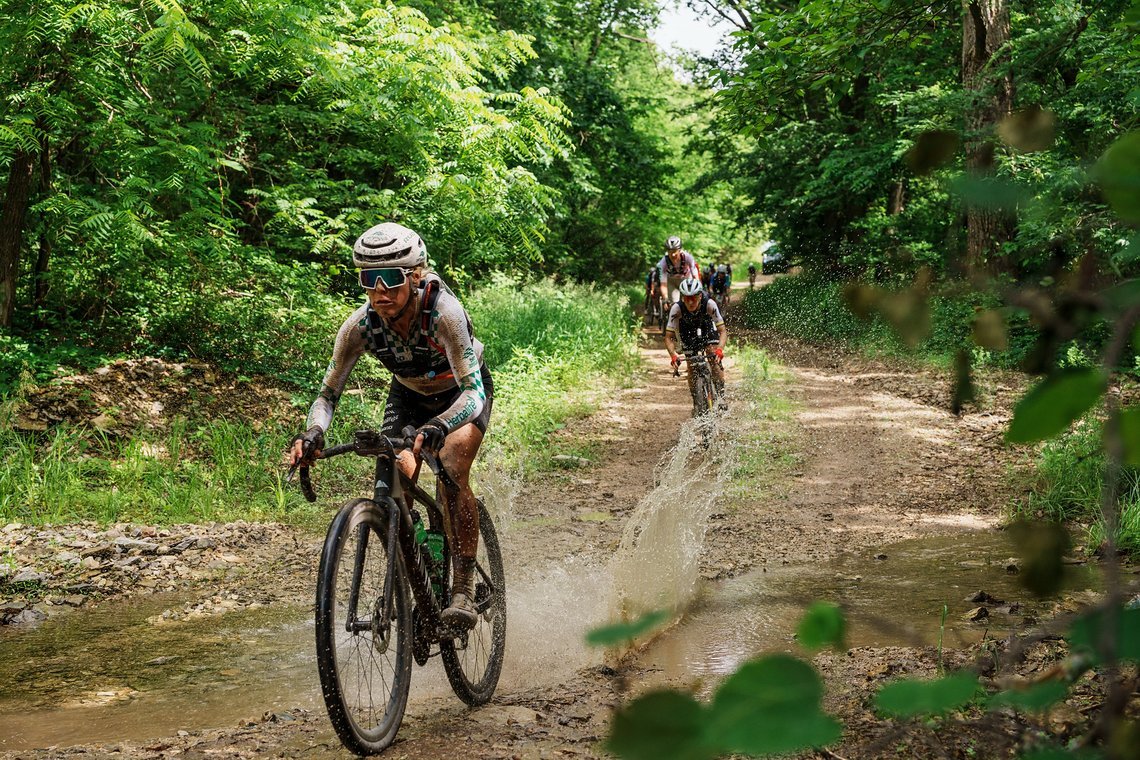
[440,500,507,706]
[315,498,413,755]
[691,369,714,416]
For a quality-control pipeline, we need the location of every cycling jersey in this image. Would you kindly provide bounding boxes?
[666,295,725,353]
[307,273,487,434]
[711,271,730,292]
[656,251,699,280]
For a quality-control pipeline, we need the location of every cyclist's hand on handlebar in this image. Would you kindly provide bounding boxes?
[670,354,682,369]
[413,419,448,456]
[711,346,724,361]
[286,426,324,468]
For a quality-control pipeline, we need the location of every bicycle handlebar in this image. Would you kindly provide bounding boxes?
[287,426,437,503]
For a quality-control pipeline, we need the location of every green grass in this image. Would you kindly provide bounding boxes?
[468,277,641,473]
[723,344,798,501]
[0,278,640,525]
[737,274,1043,369]
[1014,418,1140,556]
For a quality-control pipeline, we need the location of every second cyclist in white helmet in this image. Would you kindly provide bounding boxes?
[665,276,727,407]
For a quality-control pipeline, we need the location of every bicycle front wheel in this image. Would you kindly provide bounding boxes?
[441,499,506,705]
[692,372,714,416]
[315,498,412,755]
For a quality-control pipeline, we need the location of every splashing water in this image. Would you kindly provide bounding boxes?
[607,403,739,639]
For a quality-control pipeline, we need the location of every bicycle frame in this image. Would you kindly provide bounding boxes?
[301,430,497,644]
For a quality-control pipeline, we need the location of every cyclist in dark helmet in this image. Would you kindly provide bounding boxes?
[286,221,491,630]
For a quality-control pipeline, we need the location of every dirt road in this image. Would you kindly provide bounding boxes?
[1,330,1050,759]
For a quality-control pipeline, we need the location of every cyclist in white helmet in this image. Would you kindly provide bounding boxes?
[665,276,727,407]
[286,221,490,629]
[656,235,700,313]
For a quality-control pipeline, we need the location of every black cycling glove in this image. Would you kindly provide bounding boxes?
[416,419,448,453]
[291,425,324,462]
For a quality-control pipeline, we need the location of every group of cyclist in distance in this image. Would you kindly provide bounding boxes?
[649,235,729,412]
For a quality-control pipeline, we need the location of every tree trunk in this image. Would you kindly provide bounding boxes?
[34,137,53,309]
[962,0,1014,273]
[0,150,35,327]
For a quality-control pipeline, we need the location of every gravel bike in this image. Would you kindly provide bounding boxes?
[673,351,723,417]
[290,427,506,755]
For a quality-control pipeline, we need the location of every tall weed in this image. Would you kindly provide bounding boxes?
[1016,419,1140,555]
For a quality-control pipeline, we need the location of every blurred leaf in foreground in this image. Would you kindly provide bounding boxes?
[997,106,1055,152]
[709,655,842,755]
[586,609,668,647]
[988,680,1068,713]
[906,129,960,175]
[952,349,977,416]
[1009,519,1070,597]
[1005,368,1106,444]
[606,690,714,760]
[1068,605,1140,664]
[875,672,979,717]
[797,602,846,651]
[1093,130,1140,224]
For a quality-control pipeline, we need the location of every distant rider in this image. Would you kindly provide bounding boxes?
[286,222,491,629]
[748,263,757,288]
[656,235,700,311]
[710,264,731,306]
[665,277,727,410]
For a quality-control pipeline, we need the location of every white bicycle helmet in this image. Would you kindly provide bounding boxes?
[353,222,427,269]
[679,277,703,297]
[665,235,682,252]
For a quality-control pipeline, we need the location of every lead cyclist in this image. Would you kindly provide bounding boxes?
[664,277,727,410]
[285,222,491,629]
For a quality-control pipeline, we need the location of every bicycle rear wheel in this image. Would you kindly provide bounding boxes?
[441,499,506,705]
[316,498,412,755]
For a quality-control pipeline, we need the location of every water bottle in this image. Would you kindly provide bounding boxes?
[411,510,426,545]
[426,531,445,597]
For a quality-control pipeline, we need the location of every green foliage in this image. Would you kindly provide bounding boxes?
[701,0,1138,277]
[988,681,1070,713]
[1018,419,1140,556]
[875,673,980,718]
[586,609,668,647]
[739,275,1039,367]
[468,278,640,471]
[796,602,847,651]
[1006,369,1107,444]
[608,690,714,760]
[606,654,841,760]
[1068,606,1140,664]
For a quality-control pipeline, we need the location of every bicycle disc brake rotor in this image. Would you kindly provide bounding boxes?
[370,595,390,654]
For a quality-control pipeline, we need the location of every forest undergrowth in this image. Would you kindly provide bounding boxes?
[0,280,640,527]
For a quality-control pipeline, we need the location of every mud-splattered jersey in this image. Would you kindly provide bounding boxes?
[306,274,486,433]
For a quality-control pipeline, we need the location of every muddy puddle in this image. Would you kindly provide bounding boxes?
[0,560,608,752]
[638,531,1101,694]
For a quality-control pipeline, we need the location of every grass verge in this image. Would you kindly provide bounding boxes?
[722,343,798,504]
[1013,418,1140,556]
[0,279,640,526]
